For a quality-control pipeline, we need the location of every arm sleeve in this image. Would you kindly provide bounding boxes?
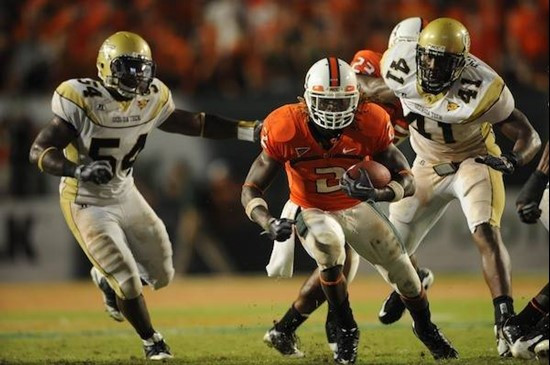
[153,80,176,128]
[51,81,88,134]
[483,85,515,125]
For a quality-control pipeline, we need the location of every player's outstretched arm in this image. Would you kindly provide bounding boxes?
[241,151,293,241]
[29,116,80,177]
[357,75,397,104]
[158,109,262,142]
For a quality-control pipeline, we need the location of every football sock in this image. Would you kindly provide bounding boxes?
[516,283,549,327]
[493,295,514,324]
[116,294,155,340]
[402,290,432,330]
[274,305,308,334]
[329,296,357,329]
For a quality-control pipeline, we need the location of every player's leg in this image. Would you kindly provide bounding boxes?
[455,158,514,356]
[120,187,174,360]
[380,161,452,324]
[60,198,170,359]
[296,208,359,364]
[265,244,359,358]
[338,202,458,360]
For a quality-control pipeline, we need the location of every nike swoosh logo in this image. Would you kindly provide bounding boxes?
[343,147,357,154]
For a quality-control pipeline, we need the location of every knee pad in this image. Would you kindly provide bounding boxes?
[299,209,346,270]
[153,263,175,290]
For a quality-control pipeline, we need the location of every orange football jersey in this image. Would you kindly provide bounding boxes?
[261,102,394,211]
[350,49,409,144]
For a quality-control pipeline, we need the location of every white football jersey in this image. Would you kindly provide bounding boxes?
[52,78,175,205]
[381,42,515,163]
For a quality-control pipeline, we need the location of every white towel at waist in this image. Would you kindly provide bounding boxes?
[265,200,300,278]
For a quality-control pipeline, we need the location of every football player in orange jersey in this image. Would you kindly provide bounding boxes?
[255,18,428,358]
[241,57,458,363]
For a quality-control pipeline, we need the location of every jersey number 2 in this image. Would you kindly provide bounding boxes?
[89,134,148,175]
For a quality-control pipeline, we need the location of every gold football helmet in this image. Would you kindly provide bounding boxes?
[416,18,470,94]
[96,31,156,98]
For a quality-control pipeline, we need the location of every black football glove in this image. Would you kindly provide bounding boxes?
[263,218,295,242]
[474,153,518,174]
[75,160,113,185]
[517,201,542,224]
[340,168,377,202]
[516,170,548,224]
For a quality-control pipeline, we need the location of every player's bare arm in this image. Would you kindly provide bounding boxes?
[372,143,415,200]
[475,108,541,174]
[158,109,260,141]
[241,151,293,241]
[29,116,113,184]
[357,75,397,104]
[494,108,541,166]
[29,116,78,177]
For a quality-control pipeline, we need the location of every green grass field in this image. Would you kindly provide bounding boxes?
[0,273,546,365]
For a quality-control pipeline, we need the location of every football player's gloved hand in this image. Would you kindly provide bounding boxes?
[340,169,377,202]
[517,202,542,224]
[263,218,295,242]
[237,120,263,142]
[516,170,548,224]
[75,160,113,185]
[475,152,518,174]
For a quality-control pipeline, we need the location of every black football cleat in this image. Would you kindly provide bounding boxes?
[143,332,173,360]
[412,322,459,360]
[511,314,549,360]
[263,325,304,358]
[334,326,360,364]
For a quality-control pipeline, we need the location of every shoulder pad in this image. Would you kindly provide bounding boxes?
[351,50,382,77]
[263,104,306,143]
[55,79,91,111]
[355,102,390,134]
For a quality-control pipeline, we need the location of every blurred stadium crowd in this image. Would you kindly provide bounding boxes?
[0,0,548,274]
[0,0,548,97]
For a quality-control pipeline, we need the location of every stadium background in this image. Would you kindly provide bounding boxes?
[0,0,547,280]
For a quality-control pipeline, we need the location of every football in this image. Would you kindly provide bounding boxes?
[346,159,392,188]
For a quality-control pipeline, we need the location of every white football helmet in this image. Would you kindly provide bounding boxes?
[388,17,426,48]
[304,57,360,130]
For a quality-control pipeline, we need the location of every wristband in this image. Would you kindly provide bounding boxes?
[245,197,268,221]
[387,180,405,202]
[37,147,58,172]
[237,120,257,142]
